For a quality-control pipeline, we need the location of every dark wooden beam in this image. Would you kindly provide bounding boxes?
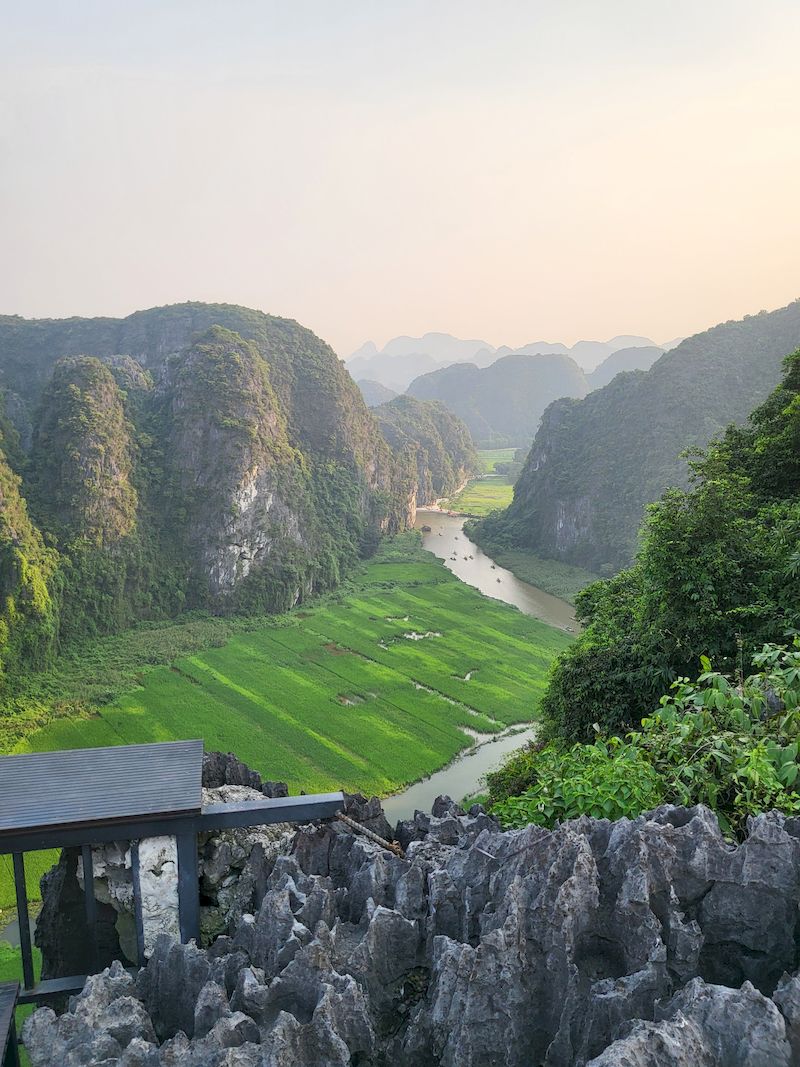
[0,791,344,855]
[11,855,34,991]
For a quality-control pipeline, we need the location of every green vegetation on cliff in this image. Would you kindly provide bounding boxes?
[486,350,800,838]
[536,350,800,744]
[486,299,800,573]
[406,352,588,448]
[0,305,421,689]
[373,394,478,503]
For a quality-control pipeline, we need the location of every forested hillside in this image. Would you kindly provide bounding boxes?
[357,379,397,407]
[483,300,800,572]
[406,352,589,447]
[542,348,800,741]
[373,394,478,504]
[0,303,426,687]
[486,349,800,838]
[586,344,664,388]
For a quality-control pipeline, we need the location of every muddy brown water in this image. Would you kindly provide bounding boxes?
[380,513,576,821]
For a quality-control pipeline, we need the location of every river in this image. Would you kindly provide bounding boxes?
[380,512,575,821]
[1,513,572,948]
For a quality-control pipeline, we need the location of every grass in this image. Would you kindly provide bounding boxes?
[3,533,571,906]
[478,448,517,473]
[442,476,514,516]
[465,526,598,604]
[0,938,41,1057]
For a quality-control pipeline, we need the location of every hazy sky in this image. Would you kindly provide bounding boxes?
[2,2,800,356]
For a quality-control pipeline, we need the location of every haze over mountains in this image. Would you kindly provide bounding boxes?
[347,331,681,394]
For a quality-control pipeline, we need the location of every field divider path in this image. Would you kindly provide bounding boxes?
[274,622,506,732]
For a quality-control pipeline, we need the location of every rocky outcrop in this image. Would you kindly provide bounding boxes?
[23,797,800,1066]
[166,326,314,601]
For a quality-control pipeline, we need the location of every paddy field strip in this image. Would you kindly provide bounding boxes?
[2,534,571,907]
[478,448,517,473]
[443,476,515,516]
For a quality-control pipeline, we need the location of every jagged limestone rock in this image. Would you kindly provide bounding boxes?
[22,796,800,1066]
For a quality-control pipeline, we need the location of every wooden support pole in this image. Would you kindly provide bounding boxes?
[11,856,34,990]
[176,833,200,945]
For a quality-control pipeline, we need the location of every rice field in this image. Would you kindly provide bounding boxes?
[443,476,514,516]
[478,447,517,473]
[2,534,570,907]
[15,538,568,796]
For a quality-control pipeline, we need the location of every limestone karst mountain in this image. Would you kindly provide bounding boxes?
[406,352,589,447]
[482,299,800,572]
[356,379,398,407]
[0,303,454,675]
[372,394,478,505]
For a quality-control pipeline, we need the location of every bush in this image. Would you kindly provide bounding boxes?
[490,642,800,837]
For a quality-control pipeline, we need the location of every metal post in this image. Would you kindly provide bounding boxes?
[11,855,34,991]
[80,844,99,973]
[130,842,146,967]
[4,1016,20,1067]
[176,833,200,945]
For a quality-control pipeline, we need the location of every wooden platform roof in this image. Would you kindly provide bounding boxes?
[0,739,204,838]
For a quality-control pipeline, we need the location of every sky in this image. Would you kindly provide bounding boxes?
[1,1,800,357]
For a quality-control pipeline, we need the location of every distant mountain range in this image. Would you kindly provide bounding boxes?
[346,331,681,393]
[406,353,590,448]
[357,379,398,407]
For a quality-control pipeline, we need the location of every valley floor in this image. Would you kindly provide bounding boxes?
[0,532,571,909]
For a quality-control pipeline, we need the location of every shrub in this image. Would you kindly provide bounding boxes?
[490,641,800,837]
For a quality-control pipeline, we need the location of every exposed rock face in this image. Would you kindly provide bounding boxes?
[166,327,312,600]
[24,798,800,1066]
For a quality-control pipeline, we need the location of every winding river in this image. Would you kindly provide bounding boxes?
[1,513,574,948]
[381,511,575,821]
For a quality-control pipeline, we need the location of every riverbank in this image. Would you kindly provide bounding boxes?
[439,475,514,517]
[416,512,578,630]
[464,521,599,605]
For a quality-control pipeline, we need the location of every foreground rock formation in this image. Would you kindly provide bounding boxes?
[23,790,800,1066]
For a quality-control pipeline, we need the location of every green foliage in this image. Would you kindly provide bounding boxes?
[539,351,800,742]
[493,737,663,828]
[0,399,60,684]
[485,299,800,572]
[491,642,800,838]
[0,936,42,1043]
[374,394,478,501]
[28,356,138,546]
[465,519,596,603]
[407,353,588,448]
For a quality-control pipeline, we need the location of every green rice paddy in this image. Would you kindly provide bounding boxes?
[1,533,571,908]
[444,476,514,516]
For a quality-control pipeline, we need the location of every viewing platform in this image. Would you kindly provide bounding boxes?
[0,739,343,1055]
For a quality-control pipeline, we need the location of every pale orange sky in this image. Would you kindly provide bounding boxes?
[1,1,799,355]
